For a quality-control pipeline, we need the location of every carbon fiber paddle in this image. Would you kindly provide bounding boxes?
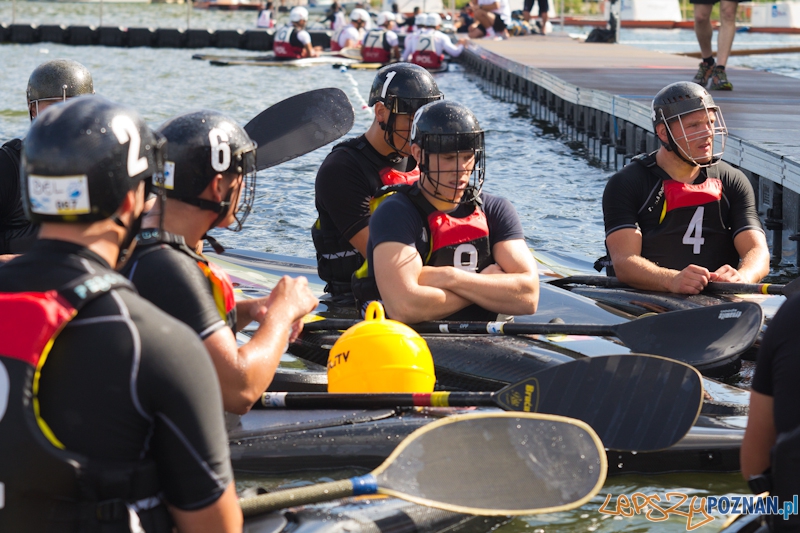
[244,87,355,171]
[258,354,703,452]
[239,412,606,517]
[301,302,763,370]
[550,274,800,297]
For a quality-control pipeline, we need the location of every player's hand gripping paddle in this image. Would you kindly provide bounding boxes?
[550,274,800,297]
[244,87,355,171]
[258,354,703,452]
[238,412,607,517]
[301,302,762,369]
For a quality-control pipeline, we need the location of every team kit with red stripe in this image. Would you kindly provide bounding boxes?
[353,186,523,320]
[123,229,238,339]
[602,151,762,276]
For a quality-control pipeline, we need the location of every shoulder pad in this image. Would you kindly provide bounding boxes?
[632,151,658,168]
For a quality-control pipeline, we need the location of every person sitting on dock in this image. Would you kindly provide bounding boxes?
[405,13,467,70]
[331,8,370,51]
[324,1,347,31]
[274,6,319,59]
[0,96,242,532]
[361,12,400,63]
[352,100,539,322]
[691,0,739,90]
[0,59,94,260]
[602,81,769,295]
[313,64,443,298]
[468,0,511,39]
[123,110,318,415]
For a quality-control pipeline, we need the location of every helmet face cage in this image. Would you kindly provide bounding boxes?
[29,85,68,118]
[658,104,727,168]
[226,143,257,232]
[419,131,485,204]
[383,94,444,155]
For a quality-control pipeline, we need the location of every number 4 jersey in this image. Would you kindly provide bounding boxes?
[602,151,764,273]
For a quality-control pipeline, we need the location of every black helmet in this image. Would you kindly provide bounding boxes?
[157,110,257,232]
[21,95,162,224]
[410,100,485,204]
[368,63,443,158]
[651,81,727,167]
[27,59,94,118]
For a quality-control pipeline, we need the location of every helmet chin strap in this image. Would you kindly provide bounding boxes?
[380,113,408,164]
[202,186,237,255]
[112,209,145,267]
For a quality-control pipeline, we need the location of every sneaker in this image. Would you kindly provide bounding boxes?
[692,61,714,87]
[709,66,733,90]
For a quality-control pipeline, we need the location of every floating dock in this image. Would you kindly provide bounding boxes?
[460,34,800,267]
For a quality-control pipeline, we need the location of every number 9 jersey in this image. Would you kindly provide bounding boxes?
[602,151,764,274]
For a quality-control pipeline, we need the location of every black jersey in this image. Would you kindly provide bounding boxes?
[362,189,524,320]
[0,240,233,513]
[603,153,763,273]
[313,135,419,294]
[0,139,38,254]
[123,230,237,339]
[752,293,800,435]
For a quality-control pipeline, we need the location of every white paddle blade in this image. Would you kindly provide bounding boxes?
[374,412,607,516]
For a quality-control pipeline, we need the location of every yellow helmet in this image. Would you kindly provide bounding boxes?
[327,301,435,393]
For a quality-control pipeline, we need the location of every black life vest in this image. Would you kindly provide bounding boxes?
[351,184,496,321]
[312,138,420,296]
[604,153,740,277]
[0,269,170,532]
[361,29,391,63]
[0,139,38,254]
[274,25,304,59]
[129,229,238,332]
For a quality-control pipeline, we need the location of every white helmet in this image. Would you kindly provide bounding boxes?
[377,11,395,26]
[428,13,442,27]
[290,6,308,22]
[350,8,370,22]
[416,13,430,27]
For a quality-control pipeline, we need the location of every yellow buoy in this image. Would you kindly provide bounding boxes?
[327,301,435,393]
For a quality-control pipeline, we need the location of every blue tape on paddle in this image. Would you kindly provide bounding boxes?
[350,474,378,496]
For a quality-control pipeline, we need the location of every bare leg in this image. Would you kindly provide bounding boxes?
[468,21,485,38]
[472,7,494,30]
[716,0,738,66]
[694,3,714,59]
[540,11,548,33]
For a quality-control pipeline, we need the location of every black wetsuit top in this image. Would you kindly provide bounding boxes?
[0,239,233,511]
[314,134,418,293]
[365,190,524,320]
[603,154,763,273]
[752,294,800,435]
[123,233,236,339]
[0,139,38,254]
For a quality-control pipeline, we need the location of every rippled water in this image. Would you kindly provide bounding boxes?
[4,4,800,530]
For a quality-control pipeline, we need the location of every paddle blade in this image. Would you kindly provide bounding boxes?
[495,355,703,451]
[245,88,355,171]
[374,412,606,516]
[616,302,762,373]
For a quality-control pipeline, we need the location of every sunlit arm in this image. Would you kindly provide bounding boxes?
[431,239,539,315]
[373,241,472,323]
[741,391,776,480]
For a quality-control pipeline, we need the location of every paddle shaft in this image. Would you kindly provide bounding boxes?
[241,477,359,517]
[260,391,496,409]
[551,274,794,295]
[303,318,620,336]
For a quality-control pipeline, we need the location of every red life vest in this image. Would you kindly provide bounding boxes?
[410,32,443,69]
[361,29,391,63]
[629,152,741,273]
[274,25,304,59]
[352,185,495,320]
[133,230,238,331]
[330,27,344,51]
[0,271,168,532]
